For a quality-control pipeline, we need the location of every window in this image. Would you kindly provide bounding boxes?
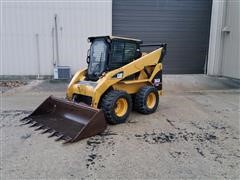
[124,43,137,62]
[111,41,125,63]
[88,39,108,76]
[111,41,137,67]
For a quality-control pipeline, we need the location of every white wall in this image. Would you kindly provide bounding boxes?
[1,0,112,76]
[207,0,240,79]
[221,0,240,79]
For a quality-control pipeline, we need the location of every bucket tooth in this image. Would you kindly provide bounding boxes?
[20,117,29,122]
[63,139,72,144]
[21,119,33,126]
[41,128,52,134]
[48,131,58,138]
[62,136,73,144]
[63,136,72,141]
[55,135,65,141]
[29,122,38,127]
[34,125,44,131]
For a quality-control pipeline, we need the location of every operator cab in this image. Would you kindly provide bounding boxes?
[86,36,142,81]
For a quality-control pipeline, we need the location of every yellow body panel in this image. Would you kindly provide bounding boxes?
[71,84,95,97]
[66,48,164,108]
[69,68,87,84]
[112,81,151,94]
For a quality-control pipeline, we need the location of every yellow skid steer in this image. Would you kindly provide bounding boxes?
[21,36,166,143]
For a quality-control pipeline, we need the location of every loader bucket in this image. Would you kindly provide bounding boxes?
[20,96,107,143]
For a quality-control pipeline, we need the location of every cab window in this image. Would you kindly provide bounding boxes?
[110,40,137,69]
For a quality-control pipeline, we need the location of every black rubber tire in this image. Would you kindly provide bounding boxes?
[134,86,159,114]
[101,90,132,124]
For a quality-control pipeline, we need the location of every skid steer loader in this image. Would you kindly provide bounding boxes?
[21,36,166,143]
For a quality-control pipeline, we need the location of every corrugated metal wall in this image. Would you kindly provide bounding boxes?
[113,0,212,74]
[1,1,112,76]
[208,0,240,79]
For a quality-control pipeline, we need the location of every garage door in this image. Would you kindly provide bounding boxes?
[113,0,212,74]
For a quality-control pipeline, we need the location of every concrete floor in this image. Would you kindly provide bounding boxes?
[1,75,240,179]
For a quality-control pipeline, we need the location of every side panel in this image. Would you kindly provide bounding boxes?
[113,63,163,94]
[112,82,151,94]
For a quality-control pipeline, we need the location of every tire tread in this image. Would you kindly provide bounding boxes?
[135,86,159,114]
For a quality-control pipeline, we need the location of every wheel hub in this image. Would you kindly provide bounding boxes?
[114,98,128,117]
[146,92,156,109]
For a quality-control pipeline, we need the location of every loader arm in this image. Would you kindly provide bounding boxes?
[67,68,87,96]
